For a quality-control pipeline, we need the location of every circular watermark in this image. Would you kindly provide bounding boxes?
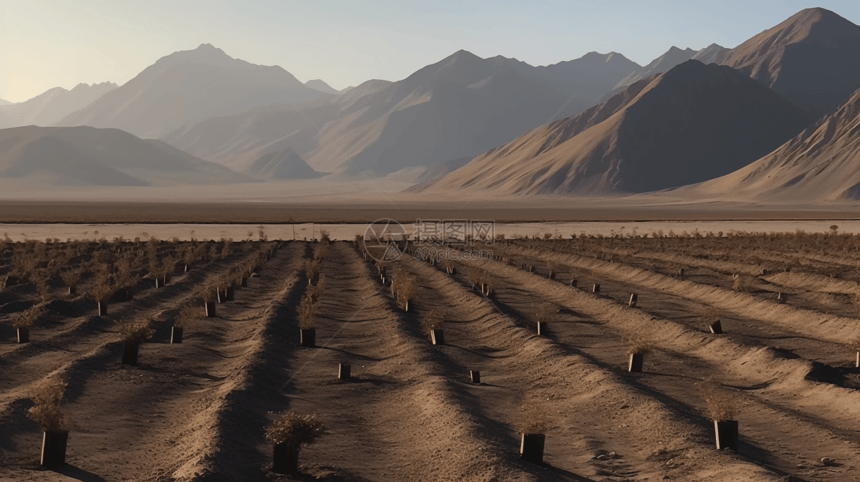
[364,218,409,262]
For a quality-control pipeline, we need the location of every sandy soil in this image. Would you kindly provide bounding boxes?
[1,236,859,481]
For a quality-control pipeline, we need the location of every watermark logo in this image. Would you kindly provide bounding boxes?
[363,219,496,262]
[364,218,409,262]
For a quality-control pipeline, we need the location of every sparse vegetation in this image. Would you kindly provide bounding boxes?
[27,377,67,432]
[699,379,737,422]
[420,310,445,334]
[119,320,154,345]
[9,304,46,329]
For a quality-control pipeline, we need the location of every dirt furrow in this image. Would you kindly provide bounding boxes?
[0,242,298,481]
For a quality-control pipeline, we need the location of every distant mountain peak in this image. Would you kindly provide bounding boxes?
[305,79,338,95]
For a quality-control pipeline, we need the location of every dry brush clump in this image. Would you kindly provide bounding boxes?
[515,397,552,435]
[302,259,321,284]
[297,294,318,330]
[626,337,655,355]
[266,411,324,448]
[60,268,82,292]
[392,268,418,311]
[420,310,445,335]
[698,379,738,422]
[9,303,46,329]
[27,377,67,432]
[533,303,556,324]
[119,319,154,345]
[732,274,755,293]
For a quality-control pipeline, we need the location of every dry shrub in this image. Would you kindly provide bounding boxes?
[313,242,329,260]
[515,398,551,434]
[420,310,445,334]
[732,274,755,293]
[533,303,556,324]
[700,305,720,324]
[197,283,218,303]
[466,267,486,287]
[120,320,154,344]
[303,259,321,282]
[297,296,317,329]
[626,337,654,355]
[319,229,331,243]
[699,379,737,422]
[265,412,324,448]
[90,272,115,302]
[306,274,327,302]
[27,377,67,432]
[60,268,82,289]
[392,271,418,310]
[10,304,46,329]
[175,305,198,329]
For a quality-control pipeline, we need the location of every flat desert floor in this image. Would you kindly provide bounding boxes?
[2,232,860,481]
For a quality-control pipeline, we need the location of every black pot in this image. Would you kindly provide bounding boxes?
[569,279,577,288]
[98,301,108,316]
[520,433,545,464]
[714,420,738,450]
[184,264,190,273]
[430,329,445,346]
[225,287,234,301]
[592,284,600,294]
[678,268,685,277]
[41,430,68,468]
[536,321,546,336]
[338,363,351,380]
[300,328,316,347]
[470,370,481,384]
[709,321,723,334]
[155,278,163,288]
[171,326,184,344]
[628,293,638,307]
[68,286,76,296]
[241,277,248,287]
[548,271,555,280]
[122,343,139,366]
[628,353,644,373]
[272,442,299,475]
[17,327,29,343]
[204,301,216,318]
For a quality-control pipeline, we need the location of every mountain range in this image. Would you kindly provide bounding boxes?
[163,48,629,175]
[417,60,811,195]
[1,7,860,202]
[0,126,249,186]
[678,85,860,201]
[0,83,117,129]
[57,44,329,138]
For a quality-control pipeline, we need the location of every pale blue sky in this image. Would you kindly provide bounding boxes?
[2,1,859,102]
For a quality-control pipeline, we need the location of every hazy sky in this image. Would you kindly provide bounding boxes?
[2,1,860,102]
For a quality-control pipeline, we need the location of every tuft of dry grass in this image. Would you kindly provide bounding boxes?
[626,337,655,355]
[9,304,46,329]
[175,305,198,329]
[732,274,755,293]
[297,296,317,330]
[700,305,720,324]
[515,398,552,434]
[60,268,82,289]
[392,269,418,310]
[533,303,556,324]
[120,320,154,344]
[699,379,737,422]
[420,310,445,334]
[265,411,324,448]
[27,377,67,432]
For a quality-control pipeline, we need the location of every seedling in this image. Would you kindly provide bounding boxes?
[699,380,739,451]
[266,412,324,475]
[626,338,653,373]
[27,377,68,468]
[119,320,154,366]
[422,310,445,345]
[9,304,46,343]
